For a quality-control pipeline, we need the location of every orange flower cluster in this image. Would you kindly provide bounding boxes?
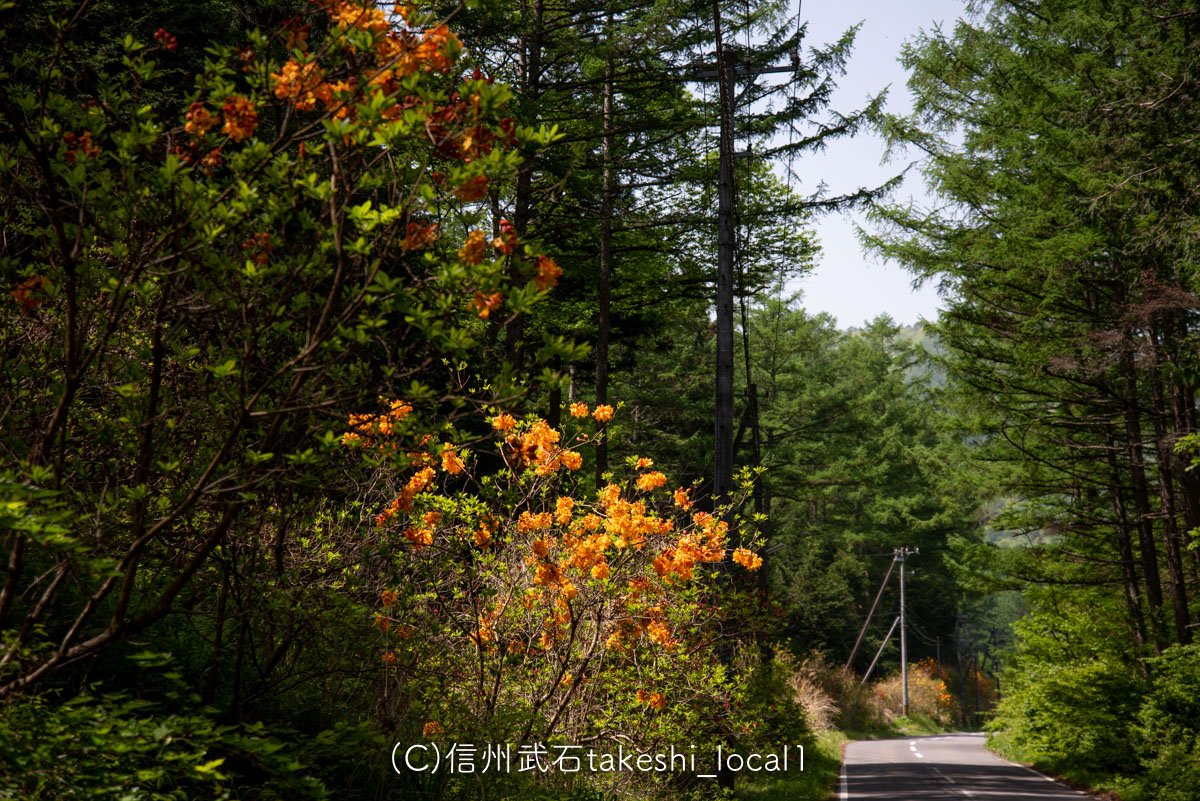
[652,512,728,581]
[404,523,434,548]
[555,496,574,525]
[534,255,562,291]
[502,419,582,475]
[373,465,437,528]
[259,2,464,134]
[10,276,48,314]
[635,471,667,492]
[458,230,488,265]
[328,0,390,34]
[732,547,763,571]
[354,409,764,677]
[608,601,675,652]
[519,511,553,532]
[241,232,273,266]
[221,95,258,141]
[400,221,439,251]
[470,291,503,318]
[271,59,325,111]
[636,689,667,711]
[454,173,488,201]
[593,404,614,423]
[63,131,101,163]
[342,400,414,448]
[673,487,693,510]
[184,102,218,136]
[471,607,501,645]
[473,518,496,547]
[440,444,465,475]
[493,218,519,255]
[598,485,673,550]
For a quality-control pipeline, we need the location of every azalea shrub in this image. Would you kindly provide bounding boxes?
[0,0,563,694]
[873,659,957,725]
[341,400,768,796]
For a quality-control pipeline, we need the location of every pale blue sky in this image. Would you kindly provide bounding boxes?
[787,0,968,327]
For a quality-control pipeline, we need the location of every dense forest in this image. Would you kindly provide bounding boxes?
[2,0,1199,799]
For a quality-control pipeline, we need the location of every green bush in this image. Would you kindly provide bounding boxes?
[0,679,330,800]
[1133,644,1200,801]
[987,657,1142,778]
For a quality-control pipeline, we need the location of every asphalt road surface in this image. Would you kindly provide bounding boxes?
[840,733,1093,800]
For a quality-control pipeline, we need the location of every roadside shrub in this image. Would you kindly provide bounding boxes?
[1132,644,1200,801]
[0,667,329,800]
[987,657,1142,776]
[793,652,886,732]
[873,660,956,725]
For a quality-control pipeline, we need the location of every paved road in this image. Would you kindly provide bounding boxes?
[840,733,1093,800]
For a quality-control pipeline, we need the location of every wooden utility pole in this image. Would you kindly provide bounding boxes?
[895,546,918,716]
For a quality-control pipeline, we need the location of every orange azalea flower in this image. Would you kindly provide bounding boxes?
[590,562,610,580]
[405,466,437,495]
[647,620,676,649]
[401,221,438,251]
[649,692,666,710]
[534,255,562,291]
[458,230,488,265]
[673,488,693,510]
[455,173,488,201]
[221,95,257,141]
[560,450,583,470]
[200,147,223,174]
[380,589,398,608]
[441,444,465,475]
[733,547,763,571]
[272,59,324,110]
[636,471,667,492]
[491,413,516,432]
[413,24,460,73]
[569,402,589,418]
[393,3,416,25]
[382,650,397,664]
[493,218,519,255]
[404,525,433,548]
[555,496,574,525]
[422,721,444,738]
[519,511,553,533]
[473,519,495,547]
[184,102,217,136]
[593,404,614,423]
[10,276,47,314]
[470,290,503,318]
[330,1,390,34]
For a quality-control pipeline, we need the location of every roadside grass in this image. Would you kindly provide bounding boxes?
[841,711,956,741]
[987,732,1137,800]
[737,731,847,801]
